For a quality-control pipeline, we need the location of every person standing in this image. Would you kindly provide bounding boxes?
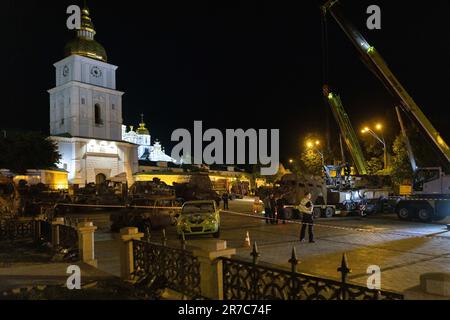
[297,192,315,243]
[263,193,276,224]
[276,195,286,224]
[222,192,229,210]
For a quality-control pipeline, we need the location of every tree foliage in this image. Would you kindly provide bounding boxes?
[389,135,413,186]
[366,156,383,175]
[0,131,60,174]
[300,149,323,176]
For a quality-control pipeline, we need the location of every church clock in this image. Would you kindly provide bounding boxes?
[90,66,103,78]
[63,65,69,77]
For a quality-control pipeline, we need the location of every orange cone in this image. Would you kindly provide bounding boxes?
[244,231,251,248]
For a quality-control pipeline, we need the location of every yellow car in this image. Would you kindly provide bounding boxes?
[177,200,221,238]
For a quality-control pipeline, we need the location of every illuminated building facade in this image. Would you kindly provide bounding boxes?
[122,115,176,163]
[49,6,138,186]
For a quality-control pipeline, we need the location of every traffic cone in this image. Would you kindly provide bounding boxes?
[244,231,251,248]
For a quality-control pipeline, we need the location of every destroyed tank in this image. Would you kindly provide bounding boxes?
[128,178,176,206]
[15,181,70,216]
[111,178,180,233]
[173,173,221,205]
[278,173,327,206]
[71,181,126,206]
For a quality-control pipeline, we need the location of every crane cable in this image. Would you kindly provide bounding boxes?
[321,7,332,153]
[321,7,329,85]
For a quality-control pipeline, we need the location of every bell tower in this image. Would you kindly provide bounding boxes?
[49,3,139,187]
[48,5,123,141]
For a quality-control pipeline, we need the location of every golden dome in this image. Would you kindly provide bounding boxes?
[136,114,150,135]
[64,7,107,62]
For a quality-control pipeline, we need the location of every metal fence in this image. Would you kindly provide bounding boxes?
[0,219,36,241]
[0,218,78,252]
[221,244,403,300]
[132,235,203,299]
[36,220,52,243]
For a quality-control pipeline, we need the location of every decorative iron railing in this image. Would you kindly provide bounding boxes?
[132,235,202,299]
[221,244,403,300]
[37,220,52,243]
[0,219,35,240]
[58,224,78,250]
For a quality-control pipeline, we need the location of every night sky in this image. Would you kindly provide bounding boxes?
[2,0,449,164]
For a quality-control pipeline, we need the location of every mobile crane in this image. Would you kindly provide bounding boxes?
[322,0,450,222]
[323,85,368,177]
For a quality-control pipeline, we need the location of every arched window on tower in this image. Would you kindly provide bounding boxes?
[95,103,103,125]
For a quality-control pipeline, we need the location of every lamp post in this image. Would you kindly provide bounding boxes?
[361,124,388,170]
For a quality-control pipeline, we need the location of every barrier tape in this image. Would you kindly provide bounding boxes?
[388,197,450,201]
[51,203,182,210]
[221,209,450,241]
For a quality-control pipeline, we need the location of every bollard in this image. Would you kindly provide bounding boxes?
[77,221,98,267]
[120,227,144,281]
[191,240,236,300]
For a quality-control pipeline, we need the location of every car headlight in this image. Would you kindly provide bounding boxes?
[207,217,217,224]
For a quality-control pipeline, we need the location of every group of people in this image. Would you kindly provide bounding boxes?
[262,193,287,225]
[263,192,315,243]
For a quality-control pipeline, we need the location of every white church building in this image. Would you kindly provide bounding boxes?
[121,115,176,163]
[49,6,174,187]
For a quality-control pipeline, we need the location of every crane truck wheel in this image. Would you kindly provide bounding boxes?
[417,208,433,223]
[397,206,413,221]
[324,207,335,218]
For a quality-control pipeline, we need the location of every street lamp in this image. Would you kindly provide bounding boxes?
[361,124,388,170]
[289,159,294,164]
[306,140,325,166]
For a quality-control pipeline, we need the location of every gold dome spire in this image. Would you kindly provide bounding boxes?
[80,6,96,35]
[64,3,108,62]
[137,114,150,135]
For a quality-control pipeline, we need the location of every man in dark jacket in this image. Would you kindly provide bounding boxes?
[276,195,286,224]
[263,193,276,224]
[222,192,229,210]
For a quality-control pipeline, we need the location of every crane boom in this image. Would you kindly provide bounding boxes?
[322,0,450,166]
[324,87,368,175]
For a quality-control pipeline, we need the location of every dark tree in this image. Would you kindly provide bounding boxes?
[389,135,413,186]
[0,131,60,174]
